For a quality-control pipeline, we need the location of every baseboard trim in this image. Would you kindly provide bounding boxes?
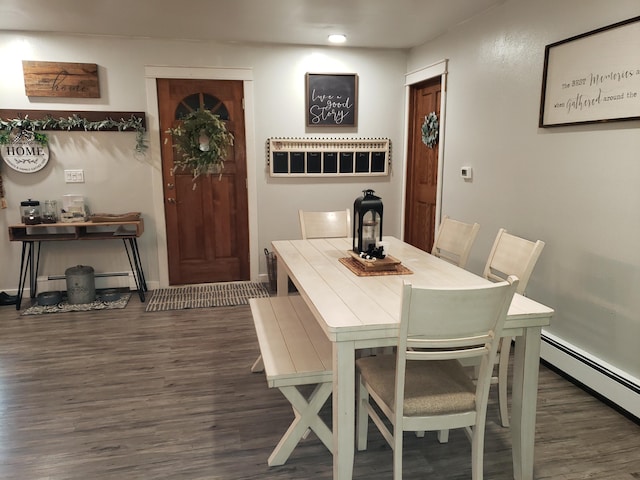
[541,330,640,424]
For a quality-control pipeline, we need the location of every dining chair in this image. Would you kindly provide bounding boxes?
[356,277,518,480]
[299,209,350,239]
[431,215,480,268]
[483,228,545,427]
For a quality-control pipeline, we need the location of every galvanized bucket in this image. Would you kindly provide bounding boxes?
[65,265,96,304]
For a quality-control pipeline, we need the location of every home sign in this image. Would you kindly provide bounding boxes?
[1,139,50,173]
[22,60,100,98]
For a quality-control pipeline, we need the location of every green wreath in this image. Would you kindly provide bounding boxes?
[165,108,234,180]
[421,112,439,149]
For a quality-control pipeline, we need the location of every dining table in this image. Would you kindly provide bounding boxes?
[271,236,554,480]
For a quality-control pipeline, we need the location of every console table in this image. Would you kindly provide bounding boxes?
[8,219,147,310]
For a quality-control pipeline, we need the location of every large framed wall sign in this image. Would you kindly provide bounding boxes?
[539,16,640,127]
[306,73,358,127]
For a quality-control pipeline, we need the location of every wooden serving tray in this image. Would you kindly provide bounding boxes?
[348,250,401,271]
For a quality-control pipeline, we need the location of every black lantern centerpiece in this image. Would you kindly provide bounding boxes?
[353,189,384,258]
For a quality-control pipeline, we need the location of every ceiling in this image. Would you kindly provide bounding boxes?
[0,0,503,50]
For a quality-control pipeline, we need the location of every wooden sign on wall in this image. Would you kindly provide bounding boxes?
[22,61,100,98]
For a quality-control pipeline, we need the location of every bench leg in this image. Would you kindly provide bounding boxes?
[251,355,264,373]
[268,382,333,466]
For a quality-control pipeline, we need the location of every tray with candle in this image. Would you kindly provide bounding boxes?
[348,250,402,272]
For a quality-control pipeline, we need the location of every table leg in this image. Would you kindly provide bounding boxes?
[122,238,146,302]
[333,340,356,480]
[16,241,31,310]
[129,238,147,291]
[510,326,542,480]
[31,241,41,297]
[16,241,40,310]
[276,256,289,297]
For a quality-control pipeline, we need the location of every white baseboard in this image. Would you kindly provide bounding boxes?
[541,329,640,420]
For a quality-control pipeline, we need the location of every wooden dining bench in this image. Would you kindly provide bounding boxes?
[249,295,333,466]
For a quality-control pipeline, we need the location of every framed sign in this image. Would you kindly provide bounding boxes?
[539,16,640,127]
[306,73,358,127]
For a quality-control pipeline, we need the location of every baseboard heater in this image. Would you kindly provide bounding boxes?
[37,272,135,291]
[45,272,130,280]
[541,330,640,422]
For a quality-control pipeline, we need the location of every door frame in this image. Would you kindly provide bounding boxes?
[144,66,258,288]
[401,59,448,241]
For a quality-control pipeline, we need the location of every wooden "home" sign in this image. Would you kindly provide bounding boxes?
[22,61,100,98]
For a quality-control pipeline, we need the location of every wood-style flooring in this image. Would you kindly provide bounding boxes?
[0,296,638,479]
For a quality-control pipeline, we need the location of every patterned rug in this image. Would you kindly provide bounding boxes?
[21,292,132,316]
[145,281,270,312]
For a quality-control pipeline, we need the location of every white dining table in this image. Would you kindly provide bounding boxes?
[272,236,554,480]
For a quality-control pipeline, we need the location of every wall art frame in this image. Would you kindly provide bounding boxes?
[306,73,358,127]
[539,15,640,127]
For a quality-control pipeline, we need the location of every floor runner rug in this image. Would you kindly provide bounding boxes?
[145,281,270,312]
[21,292,132,316]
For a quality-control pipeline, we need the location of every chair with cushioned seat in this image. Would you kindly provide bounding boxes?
[356,277,518,480]
[483,228,545,427]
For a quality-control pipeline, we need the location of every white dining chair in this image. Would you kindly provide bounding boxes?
[431,215,480,268]
[356,277,518,480]
[299,209,350,239]
[483,228,545,427]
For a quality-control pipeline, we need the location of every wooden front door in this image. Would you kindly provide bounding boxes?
[404,77,441,252]
[157,79,249,285]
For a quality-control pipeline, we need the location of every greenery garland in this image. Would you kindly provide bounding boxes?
[421,111,439,149]
[0,114,147,153]
[165,108,234,180]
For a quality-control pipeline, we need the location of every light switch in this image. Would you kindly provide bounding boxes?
[64,169,85,183]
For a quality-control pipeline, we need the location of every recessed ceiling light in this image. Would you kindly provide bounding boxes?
[328,34,347,44]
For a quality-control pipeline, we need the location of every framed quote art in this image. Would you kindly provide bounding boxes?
[306,73,358,127]
[539,16,640,127]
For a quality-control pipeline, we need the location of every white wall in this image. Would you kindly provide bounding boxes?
[407,0,640,400]
[0,33,407,292]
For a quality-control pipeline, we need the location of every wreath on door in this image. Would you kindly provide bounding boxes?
[165,108,234,180]
[421,112,439,149]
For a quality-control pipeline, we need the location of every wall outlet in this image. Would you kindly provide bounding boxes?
[461,166,473,179]
[64,169,85,183]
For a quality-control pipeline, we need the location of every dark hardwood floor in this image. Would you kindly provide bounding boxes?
[0,296,638,479]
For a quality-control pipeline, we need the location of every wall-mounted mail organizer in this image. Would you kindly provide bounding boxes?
[267,137,391,177]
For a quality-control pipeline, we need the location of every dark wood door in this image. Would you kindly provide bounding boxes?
[157,79,249,285]
[404,78,441,252]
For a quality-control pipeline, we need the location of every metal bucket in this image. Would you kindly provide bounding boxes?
[65,265,96,304]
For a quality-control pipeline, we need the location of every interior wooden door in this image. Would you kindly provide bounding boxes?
[157,78,249,285]
[404,77,441,252]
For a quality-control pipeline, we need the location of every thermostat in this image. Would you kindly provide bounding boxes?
[461,166,473,179]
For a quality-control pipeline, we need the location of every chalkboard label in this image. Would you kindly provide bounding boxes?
[273,152,288,174]
[291,152,305,173]
[306,73,358,127]
[324,152,338,173]
[371,152,386,173]
[307,152,322,173]
[356,152,370,173]
[339,152,354,173]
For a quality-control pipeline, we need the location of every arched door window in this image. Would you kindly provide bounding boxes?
[174,93,229,120]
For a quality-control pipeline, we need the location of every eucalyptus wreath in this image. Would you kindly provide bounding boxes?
[165,108,234,180]
[421,111,439,149]
[0,114,147,153]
